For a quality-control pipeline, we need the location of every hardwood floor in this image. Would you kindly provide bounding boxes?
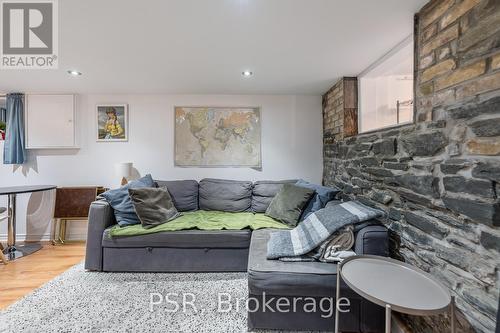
[0,242,86,309]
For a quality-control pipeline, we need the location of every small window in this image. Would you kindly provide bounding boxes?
[358,36,414,133]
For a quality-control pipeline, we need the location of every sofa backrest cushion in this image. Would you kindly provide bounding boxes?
[251,180,298,213]
[155,180,199,212]
[199,178,253,212]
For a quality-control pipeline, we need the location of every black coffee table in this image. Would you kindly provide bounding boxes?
[0,185,57,261]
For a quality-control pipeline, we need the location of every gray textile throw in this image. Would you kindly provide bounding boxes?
[278,226,354,262]
[267,200,385,260]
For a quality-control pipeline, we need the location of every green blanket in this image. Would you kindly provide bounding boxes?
[108,210,289,237]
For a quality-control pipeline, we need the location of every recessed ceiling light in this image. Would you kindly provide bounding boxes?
[242,70,253,77]
[67,70,82,76]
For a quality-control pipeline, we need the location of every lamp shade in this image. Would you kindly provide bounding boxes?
[115,162,132,179]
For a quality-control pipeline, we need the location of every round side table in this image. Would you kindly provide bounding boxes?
[334,255,455,333]
[0,185,57,261]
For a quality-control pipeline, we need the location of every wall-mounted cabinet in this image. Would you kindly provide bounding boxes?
[25,94,78,149]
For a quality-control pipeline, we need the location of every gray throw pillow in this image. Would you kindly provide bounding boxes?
[251,179,298,213]
[100,174,155,226]
[265,184,315,227]
[128,187,181,229]
[295,179,340,221]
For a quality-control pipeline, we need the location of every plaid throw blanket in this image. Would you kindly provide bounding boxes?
[266,201,385,260]
[278,226,355,262]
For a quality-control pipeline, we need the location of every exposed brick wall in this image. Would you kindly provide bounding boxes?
[323,77,358,182]
[322,1,500,332]
[322,77,358,143]
[322,79,345,143]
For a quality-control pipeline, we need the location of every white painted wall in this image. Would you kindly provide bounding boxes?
[0,94,323,241]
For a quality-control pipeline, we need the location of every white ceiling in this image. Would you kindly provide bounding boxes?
[0,0,427,95]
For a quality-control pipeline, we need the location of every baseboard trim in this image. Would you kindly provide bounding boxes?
[0,234,86,242]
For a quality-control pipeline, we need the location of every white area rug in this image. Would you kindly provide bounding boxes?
[0,263,264,333]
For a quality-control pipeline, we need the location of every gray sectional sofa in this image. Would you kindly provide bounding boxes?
[85,178,389,332]
[248,226,388,332]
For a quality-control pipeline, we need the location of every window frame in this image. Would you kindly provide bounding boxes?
[357,32,417,135]
[0,96,6,123]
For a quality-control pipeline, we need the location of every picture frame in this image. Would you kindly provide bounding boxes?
[96,104,128,142]
[174,106,261,168]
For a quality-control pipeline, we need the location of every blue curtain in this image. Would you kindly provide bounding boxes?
[3,93,25,164]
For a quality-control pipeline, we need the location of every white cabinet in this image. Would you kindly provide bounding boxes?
[25,94,78,149]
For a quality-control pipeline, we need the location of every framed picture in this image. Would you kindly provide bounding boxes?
[96,104,128,142]
[174,106,261,167]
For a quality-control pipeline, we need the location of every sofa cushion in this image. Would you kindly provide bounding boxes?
[100,174,155,226]
[199,178,253,212]
[265,184,314,226]
[102,228,251,249]
[128,187,181,229]
[296,180,340,220]
[251,180,297,213]
[155,180,198,211]
[248,229,359,297]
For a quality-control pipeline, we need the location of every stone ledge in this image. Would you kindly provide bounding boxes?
[442,196,500,227]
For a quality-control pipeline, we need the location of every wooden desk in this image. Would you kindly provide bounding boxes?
[52,186,107,244]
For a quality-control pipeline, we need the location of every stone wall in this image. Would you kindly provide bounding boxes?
[322,0,500,332]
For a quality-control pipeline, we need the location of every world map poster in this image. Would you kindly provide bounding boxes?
[174,107,261,167]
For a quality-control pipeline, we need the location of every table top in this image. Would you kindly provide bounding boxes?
[340,255,451,316]
[0,185,57,195]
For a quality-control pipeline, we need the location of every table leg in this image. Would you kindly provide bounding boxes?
[385,304,392,333]
[3,193,42,261]
[51,218,57,245]
[451,296,456,333]
[60,219,67,244]
[6,193,16,247]
[335,265,341,333]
